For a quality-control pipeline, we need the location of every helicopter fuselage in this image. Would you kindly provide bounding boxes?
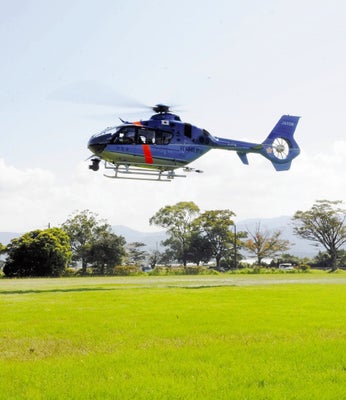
[88,112,217,169]
[87,110,300,179]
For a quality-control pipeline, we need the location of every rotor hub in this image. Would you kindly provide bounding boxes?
[152,104,170,113]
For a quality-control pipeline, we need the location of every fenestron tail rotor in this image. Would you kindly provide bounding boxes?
[272,137,290,160]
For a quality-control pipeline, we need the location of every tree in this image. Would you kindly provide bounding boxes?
[187,232,213,265]
[62,210,126,275]
[293,200,346,271]
[194,209,239,269]
[0,243,5,272]
[149,201,200,266]
[243,222,290,265]
[126,242,147,265]
[147,249,160,268]
[154,248,176,267]
[3,228,71,277]
[62,210,98,274]
[88,231,126,275]
[311,251,332,269]
[336,249,346,268]
[0,242,5,255]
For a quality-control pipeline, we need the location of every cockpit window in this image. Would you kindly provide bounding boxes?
[111,126,173,145]
[138,128,155,144]
[92,126,118,138]
[155,131,173,144]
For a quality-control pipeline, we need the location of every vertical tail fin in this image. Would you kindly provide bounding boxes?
[261,115,300,171]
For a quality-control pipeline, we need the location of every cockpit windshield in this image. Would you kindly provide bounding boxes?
[92,126,118,138]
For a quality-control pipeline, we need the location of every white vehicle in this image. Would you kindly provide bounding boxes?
[279,263,295,271]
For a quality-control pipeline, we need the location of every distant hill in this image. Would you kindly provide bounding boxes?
[0,217,320,257]
[113,217,319,257]
[0,227,167,250]
[112,225,167,251]
[237,216,320,257]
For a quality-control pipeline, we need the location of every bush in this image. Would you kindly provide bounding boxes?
[150,266,186,276]
[113,265,143,276]
[228,266,267,274]
[184,266,203,275]
[298,263,311,272]
[228,267,298,275]
[148,265,219,276]
[62,268,77,277]
[148,266,168,276]
[73,267,93,276]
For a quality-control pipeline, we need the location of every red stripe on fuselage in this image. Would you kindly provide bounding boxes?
[142,144,153,164]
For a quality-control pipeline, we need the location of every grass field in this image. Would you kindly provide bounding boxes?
[0,274,345,399]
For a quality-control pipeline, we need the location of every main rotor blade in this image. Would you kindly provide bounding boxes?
[48,80,149,110]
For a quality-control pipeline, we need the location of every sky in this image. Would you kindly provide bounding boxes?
[1,0,346,233]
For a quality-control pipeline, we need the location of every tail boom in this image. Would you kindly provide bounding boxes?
[209,114,301,171]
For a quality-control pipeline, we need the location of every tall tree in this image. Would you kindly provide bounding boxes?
[187,232,213,266]
[194,209,238,269]
[126,242,147,265]
[243,222,290,265]
[149,201,200,266]
[3,228,71,277]
[62,210,115,274]
[147,249,160,269]
[88,231,126,275]
[293,200,346,271]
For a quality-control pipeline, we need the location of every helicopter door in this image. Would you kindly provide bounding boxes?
[112,127,136,144]
[155,131,173,145]
[138,128,155,144]
[184,123,192,139]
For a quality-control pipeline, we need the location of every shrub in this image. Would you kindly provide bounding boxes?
[148,266,168,276]
[148,266,184,276]
[184,266,203,275]
[228,267,287,275]
[113,265,143,276]
[74,267,93,276]
[298,263,311,272]
[149,265,219,276]
[63,268,77,277]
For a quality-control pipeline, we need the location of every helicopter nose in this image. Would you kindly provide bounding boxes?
[88,141,106,155]
[87,135,109,155]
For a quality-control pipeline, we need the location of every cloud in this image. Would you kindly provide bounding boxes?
[1,140,346,233]
[0,159,60,231]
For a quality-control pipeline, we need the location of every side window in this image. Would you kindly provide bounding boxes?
[125,128,136,144]
[155,131,173,145]
[137,128,155,144]
[112,127,136,144]
[111,127,172,145]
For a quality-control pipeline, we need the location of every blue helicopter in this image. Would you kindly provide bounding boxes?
[88,104,300,181]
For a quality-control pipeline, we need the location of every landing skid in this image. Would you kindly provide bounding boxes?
[103,162,187,181]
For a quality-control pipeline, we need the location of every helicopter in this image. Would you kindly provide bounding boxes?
[87,104,300,181]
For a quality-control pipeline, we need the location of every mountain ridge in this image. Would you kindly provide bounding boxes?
[0,216,319,257]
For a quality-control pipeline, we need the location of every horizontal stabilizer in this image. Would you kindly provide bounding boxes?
[237,152,249,165]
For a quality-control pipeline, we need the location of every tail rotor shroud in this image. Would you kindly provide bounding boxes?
[272,137,290,160]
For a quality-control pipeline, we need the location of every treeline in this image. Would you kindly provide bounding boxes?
[1,200,346,277]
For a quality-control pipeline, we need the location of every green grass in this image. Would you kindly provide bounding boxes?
[0,275,345,399]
